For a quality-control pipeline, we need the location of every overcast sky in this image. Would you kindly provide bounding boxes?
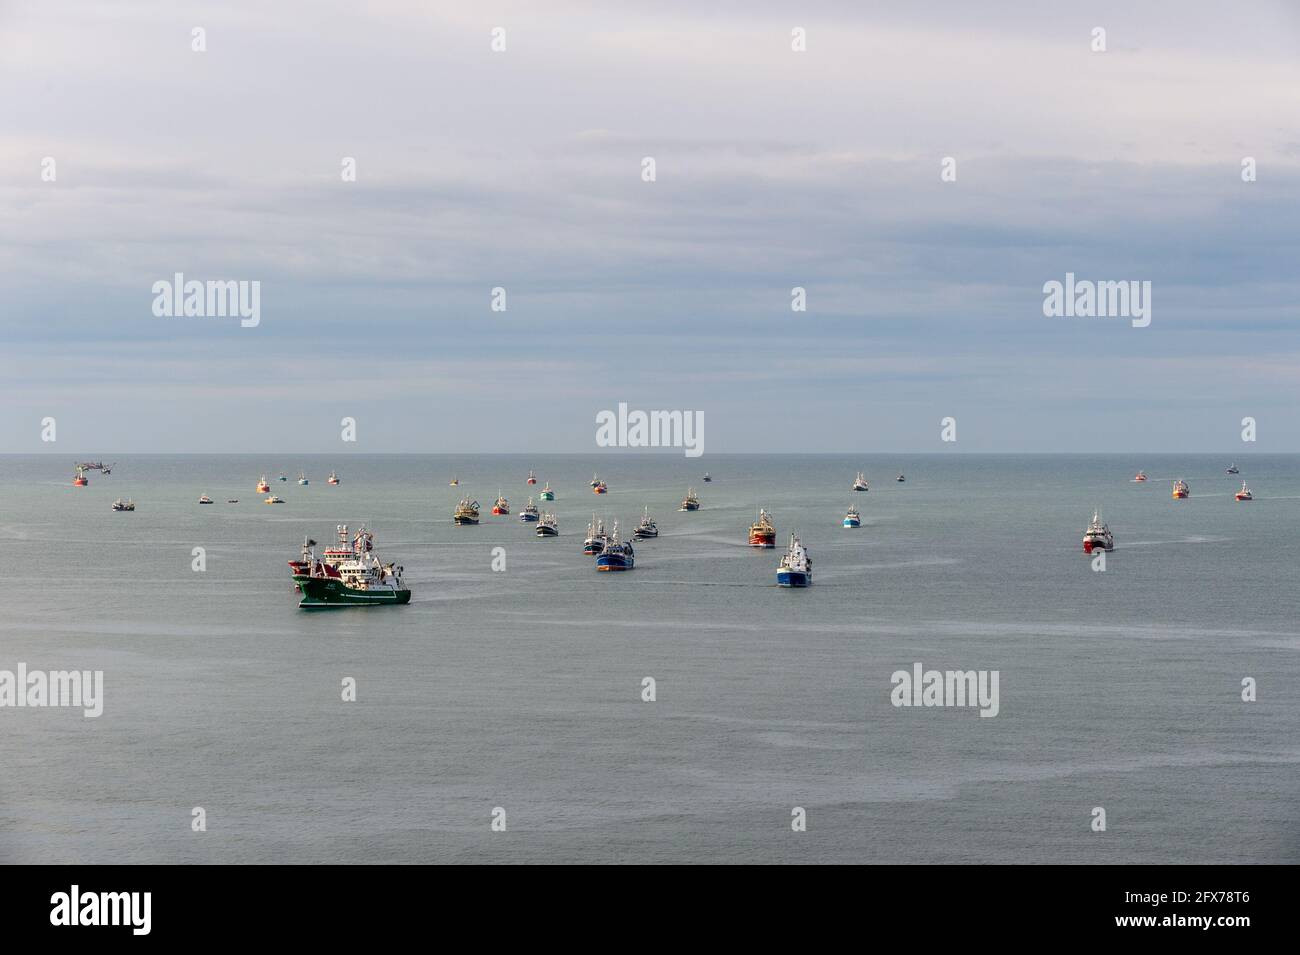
[2,0,1298,452]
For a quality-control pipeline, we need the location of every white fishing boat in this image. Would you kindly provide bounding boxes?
[776,534,812,587]
[634,507,658,539]
[1082,509,1114,553]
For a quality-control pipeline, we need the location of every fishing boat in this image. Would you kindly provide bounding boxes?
[1226,464,1240,474]
[1133,470,1148,482]
[257,475,271,493]
[536,512,559,536]
[590,474,600,488]
[539,482,555,501]
[852,471,869,492]
[592,479,608,494]
[449,477,459,486]
[896,474,905,482]
[327,471,340,485]
[843,505,861,528]
[1172,479,1190,499]
[491,492,510,516]
[679,488,700,511]
[265,494,285,504]
[1235,481,1253,501]
[748,509,776,547]
[453,498,480,525]
[297,471,309,486]
[595,522,634,571]
[703,473,712,483]
[633,507,658,540]
[776,534,812,587]
[227,499,239,504]
[519,497,540,522]
[293,532,409,609]
[278,474,288,482]
[527,470,537,485]
[583,515,607,555]
[1082,509,1114,553]
[73,467,89,487]
[198,494,213,505]
[111,498,135,512]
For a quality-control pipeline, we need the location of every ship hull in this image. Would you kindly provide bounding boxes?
[520,514,539,522]
[750,533,775,547]
[583,541,605,555]
[294,576,410,609]
[539,493,555,501]
[842,519,860,528]
[1082,539,1113,553]
[634,529,657,540]
[596,555,632,571]
[536,527,558,536]
[777,570,811,587]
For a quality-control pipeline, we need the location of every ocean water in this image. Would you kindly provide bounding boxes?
[0,453,1296,864]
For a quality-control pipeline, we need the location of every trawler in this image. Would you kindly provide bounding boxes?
[73,468,89,487]
[278,474,288,482]
[703,473,712,483]
[293,533,409,609]
[327,471,340,485]
[592,479,608,494]
[453,498,481,525]
[634,507,658,540]
[1235,481,1253,501]
[527,470,537,485]
[1172,479,1190,499]
[297,471,309,486]
[539,482,555,501]
[491,492,510,515]
[583,515,607,555]
[776,534,812,587]
[595,522,634,571]
[1226,464,1240,474]
[519,497,540,522]
[1082,510,1114,553]
[852,471,869,492]
[896,474,905,483]
[264,494,285,504]
[257,475,271,493]
[1133,470,1148,482]
[535,512,559,536]
[843,505,861,528]
[449,477,459,486]
[111,498,135,512]
[679,488,700,511]
[198,494,213,505]
[748,509,776,547]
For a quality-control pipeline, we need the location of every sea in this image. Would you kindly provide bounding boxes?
[1,453,1297,864]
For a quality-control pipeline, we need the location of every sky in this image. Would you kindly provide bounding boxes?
[2,0,1299,453]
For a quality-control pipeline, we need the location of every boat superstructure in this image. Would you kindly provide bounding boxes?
[583,515,607,555]
[453,498,481,525]
[776,534,812,587]
[748,509,776,547]
[1082,509,1114,553]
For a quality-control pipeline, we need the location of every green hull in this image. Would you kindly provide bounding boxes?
[294,575,411,609]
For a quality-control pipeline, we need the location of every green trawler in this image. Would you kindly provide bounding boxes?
[290,526,410,610]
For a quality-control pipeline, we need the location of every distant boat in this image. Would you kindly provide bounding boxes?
[1082,509,1114,553]
[257,475,271,493]
[227,499,239,504]
[843,505,861,528]
[527,470,537,485]
[1133,470,1148,482]
[592,479,608,494]
[453,498,480,525]
[590,474,600,488]
[633,507,658,540]
[73,467,89,487]
[519,497,540,522]
[1172,479,1190,499]
[595,522,634,571]
[853,471,869,492]
[539,482,555,501]
[278,474,288,482]
[776,534,812,587]
[535,512,559,536]
[1235,481,1253,501]
[1227,464,1240,474]
[702,473,712,483]
[896,474,905,483]
[748,509,776,547]
[679,488,700,511]
[264,495,285,504]
[198,495,213,505]
[583,515,607,555]
[297,471,309,486]
[449,477,459,486]
[111,498,135,512]
[328,471,340,485]
[491,492,510,515]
